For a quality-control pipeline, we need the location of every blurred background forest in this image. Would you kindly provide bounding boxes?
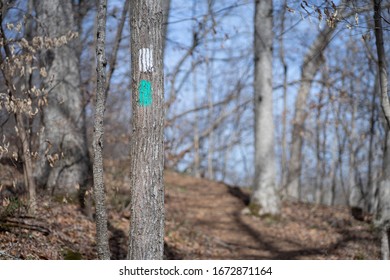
[0,0,390,260]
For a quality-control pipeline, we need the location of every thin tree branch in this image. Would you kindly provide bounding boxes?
[105,0,129,98]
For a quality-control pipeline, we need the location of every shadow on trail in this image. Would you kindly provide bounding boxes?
[107,222,185,260]
[232,211,379,259]
[226,186,250,206]
[164,242,183,260]
[108,222,127,260]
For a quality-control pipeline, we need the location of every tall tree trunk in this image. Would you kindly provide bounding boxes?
[374,0,390,260]
[250,0,280,216]
[191,0,200,178]
[279,0,288,191]
[314,90,324,204]
[92,0,111,260]
[367,79,379,214]
[34,0,90,197]
[206,41,214,180]
[329,88,343,206]
[127,0,165,260]
[317,93,330,204]
[379,131,390,260]
[348,83,360,211]
[192,59,201,178]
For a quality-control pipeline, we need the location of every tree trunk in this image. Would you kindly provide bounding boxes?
[367,78,379,214]
[127,0,165,260]
[329,88,342,206]
[191,0,200,178]
[34,0,90,197]
[279,0,288,191]
[162,0,171,54]
[378,133,390,259]
[250,0,280,216]
[314,88,324,204]
[348,104,362,216]
[374,0,390,260]
[206,38,214,181]
[192,59,201,178]
[92,0,111,260]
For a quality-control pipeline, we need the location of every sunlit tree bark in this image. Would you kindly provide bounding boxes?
[251,0,280,216]
[127,0,165,259]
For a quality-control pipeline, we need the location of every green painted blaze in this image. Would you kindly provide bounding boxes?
[138,79,152,106]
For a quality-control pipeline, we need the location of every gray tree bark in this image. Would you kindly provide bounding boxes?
[162,0,171,53]
[279,0,288,191]
[92,0,111,260]
[250,0,280,216]
[34,0,90,197]
[192,58,201,178]
[373,0,390,260]
[314,82,324,204]
[367,78,379,215]
[127,0,165,259]
[348,83,363,215]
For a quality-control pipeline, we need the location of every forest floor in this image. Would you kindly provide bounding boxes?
[0,164,380,260]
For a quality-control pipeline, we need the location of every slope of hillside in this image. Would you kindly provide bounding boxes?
[0,170,380,260]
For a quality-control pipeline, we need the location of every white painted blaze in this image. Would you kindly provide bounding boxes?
[139,48,154,72]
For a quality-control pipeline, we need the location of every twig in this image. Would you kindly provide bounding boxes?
[1,218,51,235]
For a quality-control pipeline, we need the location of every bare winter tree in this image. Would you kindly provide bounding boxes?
[285,2,348,200]
[250,0,280,216]
[34,0,91,198]
[127,0,165,259]
[373,0,390,260]
[285,21,337,201]
[93,0,111,260]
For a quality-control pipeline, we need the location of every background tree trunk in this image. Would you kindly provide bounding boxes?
[250,0,280,216]
[373,0,390,260]
[34,0,91,197]
[127,0,165,260]
[92,0,111,260]
[348,96,362,216]
[279,0,288,191]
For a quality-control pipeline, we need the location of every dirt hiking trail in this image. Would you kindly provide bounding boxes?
[0,170,379,259]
